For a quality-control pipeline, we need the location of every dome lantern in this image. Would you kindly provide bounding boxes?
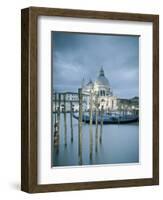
[99,66,105,77]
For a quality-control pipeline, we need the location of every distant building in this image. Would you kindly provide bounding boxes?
[52,92,88,112]
[117,96,139,114]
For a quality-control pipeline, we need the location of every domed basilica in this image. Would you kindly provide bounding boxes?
[82,67,118,111]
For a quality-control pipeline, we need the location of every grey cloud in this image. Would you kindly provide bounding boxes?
[52,32,139,98]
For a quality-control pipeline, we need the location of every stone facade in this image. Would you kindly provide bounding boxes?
[82,67,118,111]
[53,67,139,113]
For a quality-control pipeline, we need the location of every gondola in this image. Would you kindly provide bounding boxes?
[73,112,138,124]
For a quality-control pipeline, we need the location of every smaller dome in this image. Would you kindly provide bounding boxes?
[86,79,93,88]
[82,79,94,94]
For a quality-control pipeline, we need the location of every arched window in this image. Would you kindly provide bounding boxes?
[112,100,114,109]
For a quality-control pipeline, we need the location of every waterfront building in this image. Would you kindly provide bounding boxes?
[82,67,118,111]
[117,96,139,115]
[52,92,88,112]
[53,67,139,114]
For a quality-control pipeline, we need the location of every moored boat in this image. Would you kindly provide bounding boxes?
[73,112,138,124]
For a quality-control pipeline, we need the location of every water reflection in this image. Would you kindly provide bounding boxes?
[52,113,139,167]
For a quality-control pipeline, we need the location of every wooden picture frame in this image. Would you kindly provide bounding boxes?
[21,7,159,193]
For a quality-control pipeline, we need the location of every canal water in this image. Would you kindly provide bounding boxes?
[52,113,139,167]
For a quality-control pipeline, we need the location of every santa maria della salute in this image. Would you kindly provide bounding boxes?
[53,67,139,116]
[82,67,118,111]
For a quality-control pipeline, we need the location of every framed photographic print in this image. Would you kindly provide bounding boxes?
[21,7,159,193]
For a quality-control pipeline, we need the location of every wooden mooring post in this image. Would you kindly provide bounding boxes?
[63,93,67,147]
[70,101,73,143]
[53,121,59,153]
[57,93,61,135]
[53,121,59,143]
[95,96,99,152]
[78,88,83,165]
[54,93,57,124]
[100,106,104,144]
[53,93,60,154]
[89,90,93,161]
[95,108,99,153]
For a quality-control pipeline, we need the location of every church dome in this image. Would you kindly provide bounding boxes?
[94,67,109,87]
[82,79,94,94]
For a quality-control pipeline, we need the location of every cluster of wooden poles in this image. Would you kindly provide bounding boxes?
[53,89,104,165]
[53,93,73,149]
[78,88,104,164]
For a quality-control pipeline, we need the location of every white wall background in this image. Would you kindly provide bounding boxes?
[0,0,162,199]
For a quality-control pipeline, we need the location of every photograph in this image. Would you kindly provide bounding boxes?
[52,31,139,167]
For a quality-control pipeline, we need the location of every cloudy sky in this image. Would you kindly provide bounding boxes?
[52,31,139,99]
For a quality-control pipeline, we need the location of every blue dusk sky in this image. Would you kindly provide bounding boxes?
[52,31,139,99]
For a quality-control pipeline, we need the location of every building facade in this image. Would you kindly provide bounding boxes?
[53,67,139,114]
[82,67,118,111]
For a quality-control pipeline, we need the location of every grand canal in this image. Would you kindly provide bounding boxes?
[52,113,139,167]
